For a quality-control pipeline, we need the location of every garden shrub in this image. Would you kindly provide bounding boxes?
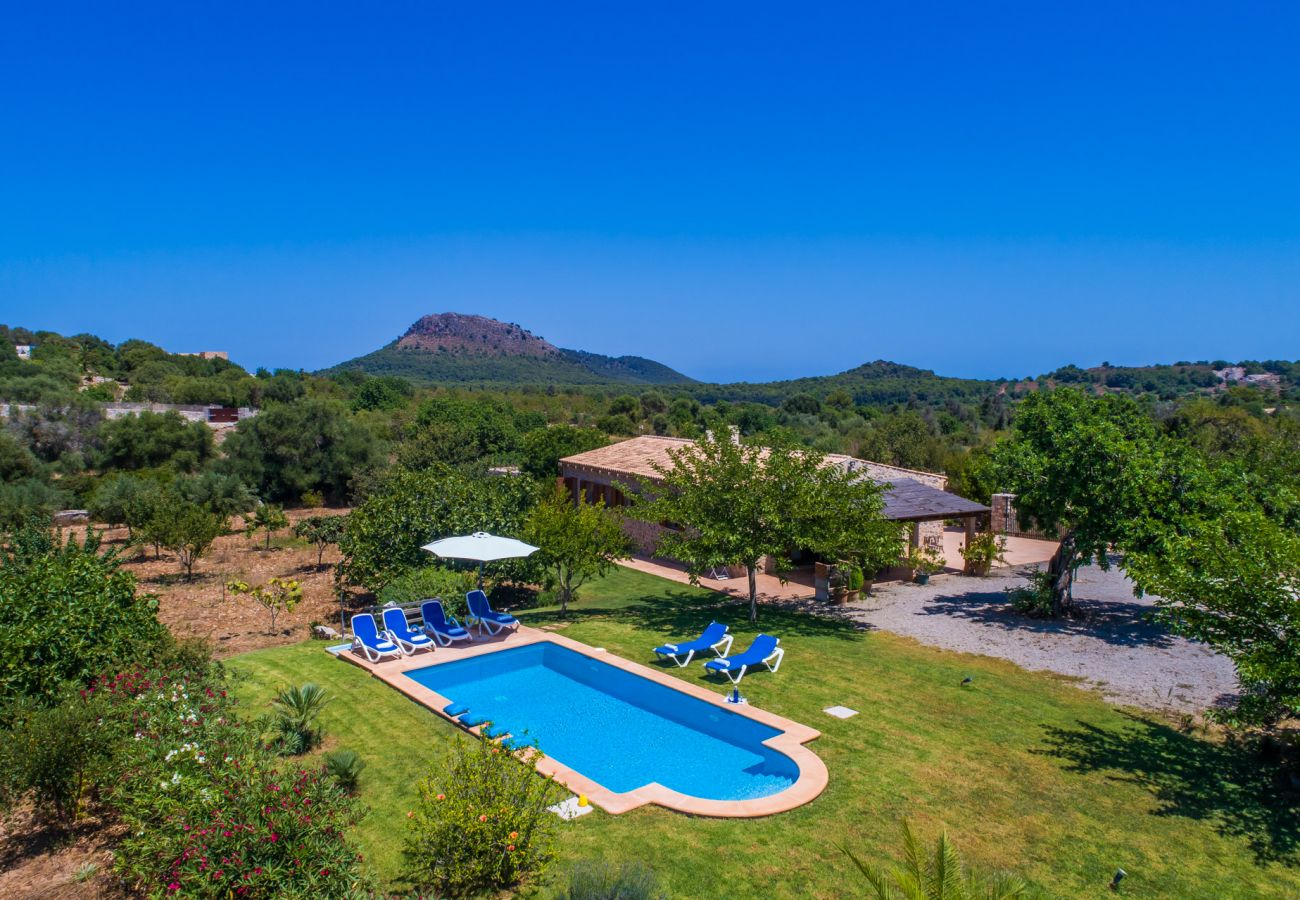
[377,566,477,618]
[404,736,562,896]
[272,683,330,755]
[99,663,369,898]
[1007,570,1057,618]
[0,689,116,823]
[323,749,365,794]
[553,860,668,900]
[0,525,168,705]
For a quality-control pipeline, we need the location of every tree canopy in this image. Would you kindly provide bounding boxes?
[221,398,380,504]
[338,466,542,591]
[637,433,898,622]
[523,486,633,615]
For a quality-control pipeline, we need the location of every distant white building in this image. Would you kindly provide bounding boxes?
[14,344,32,360]
[177,351,229,360]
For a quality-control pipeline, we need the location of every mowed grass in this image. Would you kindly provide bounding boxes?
[227,567,1300,898]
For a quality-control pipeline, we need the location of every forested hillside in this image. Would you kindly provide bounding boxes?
[328,313,696,386]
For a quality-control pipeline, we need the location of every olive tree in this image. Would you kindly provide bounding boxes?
[1128,509,1300,727]
[990,390,1168,617]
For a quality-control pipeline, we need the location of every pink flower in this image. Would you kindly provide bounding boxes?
[436,793,445,801]
[167,883,180,892]
[479,814,487,822]
[506,844,515,852]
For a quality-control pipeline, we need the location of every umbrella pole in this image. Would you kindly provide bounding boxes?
[478,561,484,591]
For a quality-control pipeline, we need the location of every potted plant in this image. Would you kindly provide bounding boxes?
[959,531,1008,577]
[827,564,849,604]
[846,564,865,601]
[905,546,945,584]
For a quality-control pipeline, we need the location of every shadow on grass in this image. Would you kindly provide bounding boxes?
[521,588,866,642]
[1039,713,1300,863]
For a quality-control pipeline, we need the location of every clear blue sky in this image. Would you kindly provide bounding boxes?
[2,2,1298,382]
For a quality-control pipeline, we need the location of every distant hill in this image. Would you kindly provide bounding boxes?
[684,360,1002,406]
[327,313,696,386]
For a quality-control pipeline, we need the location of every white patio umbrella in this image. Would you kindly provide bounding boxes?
[421,531,539,589]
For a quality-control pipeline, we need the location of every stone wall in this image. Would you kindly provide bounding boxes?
[619,515,668,556]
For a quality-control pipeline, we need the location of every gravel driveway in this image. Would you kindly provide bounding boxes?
[839,563,1239,714]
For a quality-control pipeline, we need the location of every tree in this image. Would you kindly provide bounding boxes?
[177,470,257,519]
[97,410,213,472]
[637,432,895,622]
[351,375,412,412]
[294,514,347,568]
[246,503,289,550]
[339,466,541,591]
[989,390,1169,616]
[220,398,380,504]
[0,526,168,705]
[397,396,527,469]
[523,486,633,615]
[225,577,302,634]
[89,474,165,539]
[1126,509,1300,727]
[164,505,226,580]
[519,424,608,480]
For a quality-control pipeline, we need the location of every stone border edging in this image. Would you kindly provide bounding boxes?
[336,625,828,817]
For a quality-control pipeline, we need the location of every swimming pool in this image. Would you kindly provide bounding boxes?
[404,641,801,802]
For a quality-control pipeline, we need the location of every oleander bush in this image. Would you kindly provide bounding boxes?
[404,736,562,896]
[99,662,369,898]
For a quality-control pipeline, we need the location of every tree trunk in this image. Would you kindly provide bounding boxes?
[1047,529,1078,617]
[747,565,758,623]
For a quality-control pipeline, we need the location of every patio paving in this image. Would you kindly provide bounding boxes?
[619,555,815,602]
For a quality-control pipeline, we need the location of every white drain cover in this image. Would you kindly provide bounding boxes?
[823,705,858,719]
[548,796,595,820]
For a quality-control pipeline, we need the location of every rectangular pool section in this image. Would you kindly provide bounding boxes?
[404,642,799,801]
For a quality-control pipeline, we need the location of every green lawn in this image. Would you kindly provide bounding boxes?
[227,567,1300,898]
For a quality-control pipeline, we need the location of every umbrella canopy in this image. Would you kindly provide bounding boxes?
[421,532,539,562]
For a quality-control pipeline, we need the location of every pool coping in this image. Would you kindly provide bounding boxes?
[337,625,828,818]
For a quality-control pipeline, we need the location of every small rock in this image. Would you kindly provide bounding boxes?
[313,624,341,640]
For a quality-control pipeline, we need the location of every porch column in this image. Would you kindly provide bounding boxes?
[908,522,921,551]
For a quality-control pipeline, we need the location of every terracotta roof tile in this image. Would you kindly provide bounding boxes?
[560,436,989,521]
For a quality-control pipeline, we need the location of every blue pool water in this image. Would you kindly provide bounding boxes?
[404,643,798,801]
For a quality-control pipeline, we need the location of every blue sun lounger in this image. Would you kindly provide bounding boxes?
[466,590,519,636]
[704,634,784,684]
[421,599,473,646]
[350,613,403,663]
[382,607,436,655]
[653,621,734,667]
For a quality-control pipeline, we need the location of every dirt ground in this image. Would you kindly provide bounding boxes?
[85,507,357,657]
[0,805,129,899]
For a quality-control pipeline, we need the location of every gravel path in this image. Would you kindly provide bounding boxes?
[837,563,1239,714]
